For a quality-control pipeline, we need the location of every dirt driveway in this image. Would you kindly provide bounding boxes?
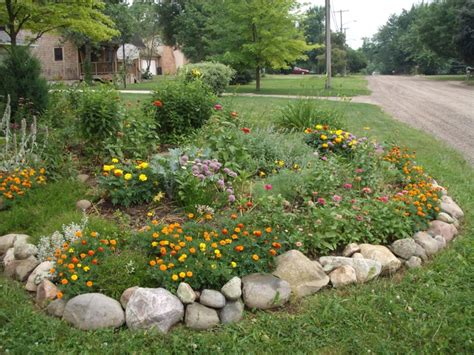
[352,76,474,164]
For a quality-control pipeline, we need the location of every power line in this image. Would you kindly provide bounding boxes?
[335,9,349,33]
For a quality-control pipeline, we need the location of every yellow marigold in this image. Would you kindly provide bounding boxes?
[139,174,148,182]
[139,162,149,169]
[315,124,323,130]
[172,274,179,281]
[103,165,115,172]
[124,173,132,181]
[179,272,186,278]
[320,134,328,140]
[112,158,119,163]
[71,274,78,281]
[322,143,329,148]
[231,261,237,268]
[252,254,260,261]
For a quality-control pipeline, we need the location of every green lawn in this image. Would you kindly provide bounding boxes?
[126,75,175,91]
[1,96,473,353]
[424,74,474,86]
[228,74,370,97]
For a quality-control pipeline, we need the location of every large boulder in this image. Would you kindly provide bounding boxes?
[36,279,59,308]
[120,286,139,309]
[7,256,40,282]
[221,277,242,301]
[185,303,220,330]
[440,196,464,220]
[272,250,329,297]
[390,238,417,260]
[413,232,439,256]
[242,273,291,310]
[428,220,457,242]
[14,243,38,260]
[319,256,382,283]
[199,289,226,309]
[359,244,402,275]
[63,293,125,330]
[177,283,197,304]
[329,265,357,288]
[219,299,244,324]
[25,261,54,292]
[125,288,184,333]
[0,234,29,255]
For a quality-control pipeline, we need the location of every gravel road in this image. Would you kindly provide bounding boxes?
[352,75,474,164]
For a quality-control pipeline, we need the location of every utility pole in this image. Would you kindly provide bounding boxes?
[336,9,349,33]
[325,0,331,89]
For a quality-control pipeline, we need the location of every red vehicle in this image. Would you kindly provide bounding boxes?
[292,66,310,75]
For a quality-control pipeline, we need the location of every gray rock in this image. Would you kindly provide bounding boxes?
[453,218,460,229]
[36,279,59,308]
[1,234,29,255]
[405,256,422,269]
[200,289,226,308]
[342,243,360,257]
[63,293,125,330]
[436,212,455,224]
[413,232,439,256]
[126,288,184,333]
[185,303,220,330]
[428,220,457,242]
[414,243,428,261]
[319,256,382,283]
[177,282,196,304]
[359,244,402,275]
[14,242,38,260]
[46,299,67,318]
[329,265,357,288]
[390,238,418,260]
[434,235,447,250]
[242,273,291,310]
[14,256,40,281]
[77,174,90,183]
[221,276,242,301]
[13,235,30,246]
[120,286,139,309]
[352,252,364,259]
[25,261,54,292]
[219,299,244,324]
[2,248,15,268]
[273,250,329,297]
[440,196,464,220]
[76,199,92,211]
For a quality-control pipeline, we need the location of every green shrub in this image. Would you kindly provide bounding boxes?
[0,47,48,122]
[149,80,216,143]
[230,68,254,85]
[178,62,235,95]
[277,99,343,130]
[77,85,122,150]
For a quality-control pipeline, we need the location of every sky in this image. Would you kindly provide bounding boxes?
[299,0,429,49]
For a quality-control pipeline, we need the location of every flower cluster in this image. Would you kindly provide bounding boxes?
[140,216,284,290]
[0,167,46,203]
[384,147,441,224]
[99,158,161,207]
[305,125,361,154]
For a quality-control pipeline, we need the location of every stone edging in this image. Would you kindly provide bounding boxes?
[0,184,464,332]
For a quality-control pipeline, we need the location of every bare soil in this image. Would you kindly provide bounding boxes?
[353,75,474,165]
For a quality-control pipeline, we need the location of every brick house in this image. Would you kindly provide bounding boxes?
[0,29,187,82]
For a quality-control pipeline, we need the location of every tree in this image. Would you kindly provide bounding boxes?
[456,0,474,65]
[209,0,312,91]
[300,6,326,72]
[0,0,118,47]
[346,48,368,73]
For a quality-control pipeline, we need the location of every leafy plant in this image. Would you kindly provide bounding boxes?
[277,99,343,130]
[178,62,236,95]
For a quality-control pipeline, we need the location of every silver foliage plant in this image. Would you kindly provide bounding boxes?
[37,215,89,262]
[0,95,47,171]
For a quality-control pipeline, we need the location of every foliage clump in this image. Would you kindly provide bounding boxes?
[178,62,235,95]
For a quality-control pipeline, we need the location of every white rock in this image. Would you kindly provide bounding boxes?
[63,293,125,330]
[390,238,418,260]
[120,286,139,309]
[46,299,67,318]
[436,212,455,224]
[12,256,40,281]
[329,265,357,288]
[428,220,457,242]
[440,196,464,220]
[242,273,291,310]
[177,282,196,304]
[185,303,220,330]
[2,248,15,268]
[36,279,59,308]
[405,256,422,269]
[125,288,184,333]
[200,289,226,308]
[25,261,54,292]
[219,299,244,324]
[221,276,242,301]
[319,256,382,283]
[76,199,92,211]
[434,235,446,250]
[342,243,360,257]
[0,234,18,255]
[273,249,329,297]
[413,232,439,256]
[359,244,402,275]
[352,253,364,259]
[14,243,38,260]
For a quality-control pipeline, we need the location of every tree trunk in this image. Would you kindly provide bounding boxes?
[6,0,17,48]
[256,66,261,91]
[122,42,127,89]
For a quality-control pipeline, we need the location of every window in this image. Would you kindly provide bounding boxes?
[54,47,63,61]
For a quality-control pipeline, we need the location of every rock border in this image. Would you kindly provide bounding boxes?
[0,189,464,332]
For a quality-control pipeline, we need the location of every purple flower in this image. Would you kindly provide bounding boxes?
[223,168,230,174]
[321,156,328,161]
[229,172,237,178]
[198,174,206,180]
[228,194,236,203]
[226,188,234,194]
[217,179,225,188]
[179,155,189,166]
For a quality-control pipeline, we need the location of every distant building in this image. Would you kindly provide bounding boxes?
[0,29,187,83]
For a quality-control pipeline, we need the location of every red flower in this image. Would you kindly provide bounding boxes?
[214,104,222,110]
[241,127,251,134]
[153,100,163,107]
[264,184,272,191]
[230,111,238,117]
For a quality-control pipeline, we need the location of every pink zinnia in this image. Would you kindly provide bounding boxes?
[362,187,372,194]
[355,168,364,174]
[295,241,303,248]
[317,197,326,206]
[379,196,389,203]
[264,184,272,190]
[214,104,222,110]
[332,195,342,203]
[343,183,353,189]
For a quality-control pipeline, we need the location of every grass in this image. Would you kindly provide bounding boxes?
[1,96,474,353]
[125,75,175,91]
[229,74,370,97]
[424,74,474,86]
